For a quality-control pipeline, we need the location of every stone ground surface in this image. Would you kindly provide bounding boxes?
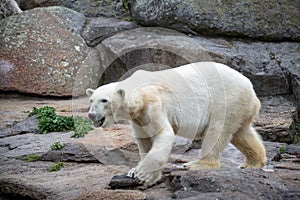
[0,95,299,200]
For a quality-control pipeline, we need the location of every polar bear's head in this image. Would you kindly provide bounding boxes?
[86,83,119,128]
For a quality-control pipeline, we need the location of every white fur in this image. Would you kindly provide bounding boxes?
[86,62,266,186]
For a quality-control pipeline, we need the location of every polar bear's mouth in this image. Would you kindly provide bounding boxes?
[95,117,105,127]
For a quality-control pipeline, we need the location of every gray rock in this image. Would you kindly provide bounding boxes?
[79,126,139,166]
[0,131,76,159]
[81,17,137,47]
[16,0,129,18]
[169,169,289,199]
[285,144,300,155]
[40,143,99,163]
[145,141,299,199]
[0,117,299,199]
[255,96,298,143]
[130,0,300,41]
[98,27,213,84]
[193,37,299,98]
[0,0,22,19]
[0,116,38,138]
[97,28,299,100]
[0,159,129,200]
[171,136,192,155]
[0,7,100,97]
[78,189,147,200]
[41,141,138,165]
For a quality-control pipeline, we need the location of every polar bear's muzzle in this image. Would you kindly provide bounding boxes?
[88,113,105,127]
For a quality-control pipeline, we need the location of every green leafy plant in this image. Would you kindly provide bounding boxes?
[123,15,132,22]
[51,142,65,150]
[122,0,132,21]
[296,123,300,133]
[24,154,40,162]
[72,116,93,138]
[294,123,300,143]
[49,162,65,172]
[123,0,129,10]
[279,146,286,154]
[29,106,93,137]
[29,106,74,134]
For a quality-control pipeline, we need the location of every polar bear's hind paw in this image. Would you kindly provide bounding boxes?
[183,159,220,170]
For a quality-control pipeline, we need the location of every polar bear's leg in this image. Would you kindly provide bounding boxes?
[132,123,153,160]
[231,125,266,168]
[128,121,175,186]
[136,138,152,160]
[183,123,233,170]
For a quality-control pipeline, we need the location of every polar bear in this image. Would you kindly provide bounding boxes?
[86,62,266,186]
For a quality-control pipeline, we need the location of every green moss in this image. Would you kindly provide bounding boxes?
[123,0,129,10]
[24,154,40,162]
[294,123,300,144]
[49,162,65,172]
[51,142,65,150]
[296,123,300,133]
[123,15,132,22]
[72,116,93,138]
[279,146,286,154]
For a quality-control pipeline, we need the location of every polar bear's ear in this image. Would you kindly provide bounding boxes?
[86,88,94,97]
[117,89,125,98]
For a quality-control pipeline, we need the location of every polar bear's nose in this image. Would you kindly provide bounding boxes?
[88,113,97,121]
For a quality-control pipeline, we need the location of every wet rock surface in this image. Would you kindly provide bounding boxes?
[0,97,299,199]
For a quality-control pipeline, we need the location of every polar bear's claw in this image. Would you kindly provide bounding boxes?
[127,167,162,186]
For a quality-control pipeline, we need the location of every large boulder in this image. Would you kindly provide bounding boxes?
[94,27,299,100]
[130,0,300,41]
[255,96,298,143]
[16,0,128,18]
[0,7,100,97]
[81,17,137,47]
[93,28,299,142]
[97,27,213,85]
[193,37,300,99]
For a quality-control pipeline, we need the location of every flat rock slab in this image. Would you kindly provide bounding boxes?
[0,159,129,200]
[77,189,146,200]
[77,125,139,166]
[81,17,137,47]
[166,168,300,200]
[255,96,298,143]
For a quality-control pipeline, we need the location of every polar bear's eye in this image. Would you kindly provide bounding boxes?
[90,99,93,103]
[100,99,108,103]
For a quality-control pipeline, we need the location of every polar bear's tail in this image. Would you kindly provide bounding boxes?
[247,96,261,125]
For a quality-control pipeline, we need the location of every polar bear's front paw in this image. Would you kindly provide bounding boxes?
[127,167,162,186]
[127,167,140,180]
